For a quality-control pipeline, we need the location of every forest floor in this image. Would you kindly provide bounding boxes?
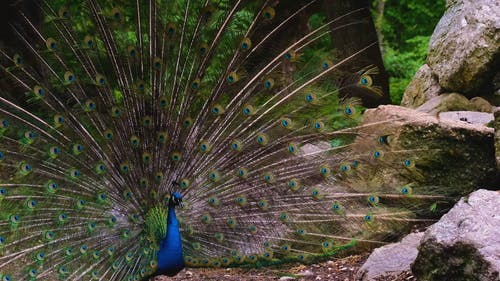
[153,254,417,281]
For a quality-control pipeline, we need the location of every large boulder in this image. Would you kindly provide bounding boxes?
[401,64,442,108]
[357,105,497,195]
[357,232,423,280]
[412,189,500,281]
[426,0,500,96]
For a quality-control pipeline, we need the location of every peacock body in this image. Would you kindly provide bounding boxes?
[0,1,453,280]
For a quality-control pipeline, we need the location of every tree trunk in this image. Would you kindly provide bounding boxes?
[324,0,391,106]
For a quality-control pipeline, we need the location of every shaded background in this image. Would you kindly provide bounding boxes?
[0,0,446,106]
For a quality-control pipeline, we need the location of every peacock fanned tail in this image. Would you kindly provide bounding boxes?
[0,1,450,280]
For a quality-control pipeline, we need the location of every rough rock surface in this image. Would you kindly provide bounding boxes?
[438,111,494,125]
[401,64,442,108]
[427,0,500,95]
[495,107,500,170]
[358,105,496,194]
[470,97,494,113]
[357,232,424,281]
[417,93,474,115]
[412,189,500,281]
[493,72,500,105]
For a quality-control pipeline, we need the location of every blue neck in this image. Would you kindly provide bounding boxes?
[156,204,184,276]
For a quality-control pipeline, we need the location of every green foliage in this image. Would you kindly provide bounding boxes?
[383,36,431,103]
[380,0,445,51]
[374,0,446,104]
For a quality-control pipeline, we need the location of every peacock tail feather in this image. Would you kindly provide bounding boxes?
[0,0,452,280]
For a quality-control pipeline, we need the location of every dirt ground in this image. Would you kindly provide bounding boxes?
[153,254,417,281]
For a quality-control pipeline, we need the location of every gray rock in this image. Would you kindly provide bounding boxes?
[417,93,473,115]
[300,142,332,155]
[439,111,494,125]
[357,105,496,195]
[298,269,314,276]
[279,277,296,281]
[412,189,500,281]
[427,0,500,95]
[401,64,442,108]
[356,232,424,280]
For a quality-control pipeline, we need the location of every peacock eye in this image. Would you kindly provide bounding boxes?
[401,185,412,195]
[14,54,23,65]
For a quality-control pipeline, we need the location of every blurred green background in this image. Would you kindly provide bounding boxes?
[373,0,446,104]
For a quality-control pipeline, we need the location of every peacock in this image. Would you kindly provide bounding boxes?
[0,0,457,280]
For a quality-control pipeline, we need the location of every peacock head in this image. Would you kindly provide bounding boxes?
[170,191,183,208]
